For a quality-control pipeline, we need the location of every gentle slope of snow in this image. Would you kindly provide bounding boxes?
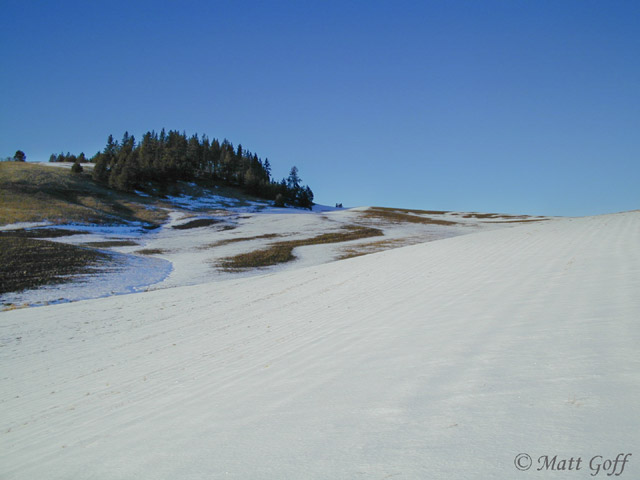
[1,211,638,479]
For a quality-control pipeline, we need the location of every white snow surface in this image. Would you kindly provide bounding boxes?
[33,161,94,170]
[0,206,492,306]
[1,210,639,478]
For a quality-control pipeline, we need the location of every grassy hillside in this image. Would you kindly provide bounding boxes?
[0,162,168,226]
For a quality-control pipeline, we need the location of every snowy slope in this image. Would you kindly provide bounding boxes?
[1,211,639,479]
[1,205,519,307]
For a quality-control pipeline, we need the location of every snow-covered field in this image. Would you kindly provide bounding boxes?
[0,201,523,307]
[1,210,638,479]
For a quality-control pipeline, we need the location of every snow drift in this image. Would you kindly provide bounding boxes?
[1,211,639,479]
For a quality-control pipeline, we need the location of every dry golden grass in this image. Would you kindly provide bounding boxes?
[459,212,543,220]
[458,212,548,222]
[218,226,383,270]
[338,238,415,260]
[84,240,139,248]
[484,218,548,223]
[460,212,502,219]
[372,206,450,215]
[135,248,169,255]
[172,218,220,230]
[219,244,295,270]
[360,207,458,226]
[0,162,168,226]
[201,233,282,249]
[0,228,87,239]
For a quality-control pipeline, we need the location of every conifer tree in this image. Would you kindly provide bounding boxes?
[264,158,271,180]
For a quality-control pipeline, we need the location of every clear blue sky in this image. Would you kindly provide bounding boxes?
[1,0,638,216]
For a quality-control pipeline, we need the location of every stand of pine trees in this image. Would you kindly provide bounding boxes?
[89,130,314,210]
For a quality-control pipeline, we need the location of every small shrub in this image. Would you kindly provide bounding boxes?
[274,193,285,207]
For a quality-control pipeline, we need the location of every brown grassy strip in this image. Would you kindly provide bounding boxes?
[0,237,111,294]
[372,206,450,215]
[339,238,415,260]
[461,213,501,219]
[360,207,458,226]
[201,233,282,249]
[0,228,88,239]
[484,218,548,223]
[84,240,139,248]
[220,244,295,270]
[135,248,168,255]
[171,218,220,230]
[461,213,537,219]
[218,226,383,270]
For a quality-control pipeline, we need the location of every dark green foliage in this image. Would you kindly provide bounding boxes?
[274,193,285,207]
[49,151,88,163]
[71,162,83,173]
[86,129,314,208]
[13,150,26,162]
[298,186,314,210]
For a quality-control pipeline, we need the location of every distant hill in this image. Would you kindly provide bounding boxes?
[0,162,267,226]
[52,130,315,209]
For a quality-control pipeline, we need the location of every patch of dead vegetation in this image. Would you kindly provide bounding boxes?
[218,226,383,270]
[0,236,112,294]
[460,212,502,219]
[360,207,457,226]
[372,206,450,215]
[171,218,220,230]
[460,212,540,220]
[339,238,417,260]
[219,244,295,270]
[84,240,139,248]
[0,228,88,239]
[135,248,169,255]
[201,233,282,249]
[0,162,168,226]
[484,218,548,223]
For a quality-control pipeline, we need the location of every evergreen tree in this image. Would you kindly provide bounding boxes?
[84,129,313,206]
[298,186,314,210]
[274,193,285,207]
[13,150,26,162]
[287,166,301,190]
[264,158,271,180]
